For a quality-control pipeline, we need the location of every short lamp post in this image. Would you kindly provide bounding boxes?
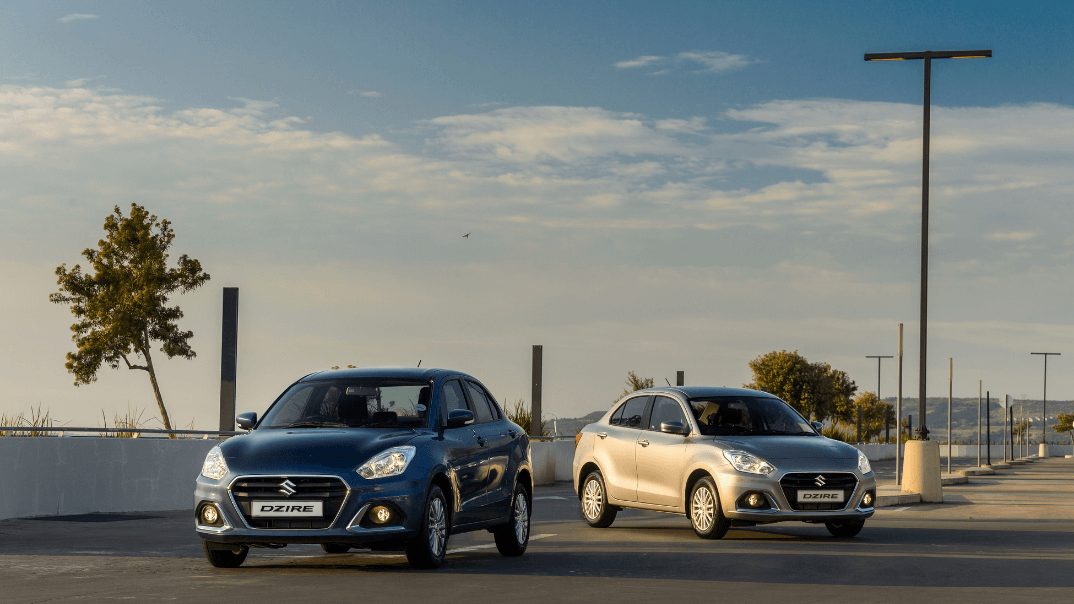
[865,49,992,440]
[1031,352,1060,448]
[866,355,893,443]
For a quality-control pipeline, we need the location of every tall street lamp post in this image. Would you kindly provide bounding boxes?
[866,355,894,442]
[865,49,991,439]
[1030,352,1060,447]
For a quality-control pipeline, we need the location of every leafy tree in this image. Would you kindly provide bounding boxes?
[50,204,210,432]
[619,370,654,401]
[834,391,893,442]
[1053,413,1074,446]
[745,350,857,422]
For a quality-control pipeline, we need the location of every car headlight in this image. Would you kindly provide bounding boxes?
[200,446,229,480]
[356,446,416,479]
[858,451,873,475]
[722,450,776,475]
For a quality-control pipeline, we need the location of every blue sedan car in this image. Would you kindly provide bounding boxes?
[194,367,533,569]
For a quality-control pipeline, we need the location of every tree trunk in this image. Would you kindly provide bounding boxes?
[141,338,174,437]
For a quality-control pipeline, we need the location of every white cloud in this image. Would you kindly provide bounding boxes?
[990,231,1038,242]
[58,14,98,24]
[614,55,664,69]
[677,50,761,73]
[65,76,105,88]
[614,50,761,75]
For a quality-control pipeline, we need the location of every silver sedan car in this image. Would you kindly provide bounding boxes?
[573,386,876,539]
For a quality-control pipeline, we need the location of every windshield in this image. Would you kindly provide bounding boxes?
[260,379,430,429]
[689,396,816,436]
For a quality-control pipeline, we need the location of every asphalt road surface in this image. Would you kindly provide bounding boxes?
[2,457,1073,603]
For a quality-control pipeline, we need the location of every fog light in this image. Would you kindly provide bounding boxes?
[370,505,392,524]
[862,492,874,507]
[746,493,765,508]
[202,505,219,524]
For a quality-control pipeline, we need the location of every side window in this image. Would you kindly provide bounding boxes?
[441,380,469,424]
[465,381,495,424]
[617,396,650,429]
[609,403,627,426]
[649,396,687,431]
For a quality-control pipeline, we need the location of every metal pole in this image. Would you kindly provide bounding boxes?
[219,287,239,432]
[1002,395,1008,462]
[986,391,991,465]
[857,406,862,443]
[676,371,684,387]
[530,345,543,438]
[1009,405,1013,461]
[948,358,952,473]
[896,324,903,485]
[977,380,982,467]
[918,53,931,441]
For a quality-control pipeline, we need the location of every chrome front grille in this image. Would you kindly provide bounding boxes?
[779,472,858,511]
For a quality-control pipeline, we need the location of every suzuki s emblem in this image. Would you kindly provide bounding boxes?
[814,475,826,487]
[279,479,297,497]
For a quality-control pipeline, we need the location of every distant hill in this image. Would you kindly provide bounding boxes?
[880,397,1074,445]
[539,399,1074,444]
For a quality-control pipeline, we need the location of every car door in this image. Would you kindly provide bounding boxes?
[463,380,514,521]
[595,395,651,503]
[439,378,488,525]
[635,395,690,508]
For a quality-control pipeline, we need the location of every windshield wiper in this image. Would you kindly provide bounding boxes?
[750,429,814,436]
[283,421,349,428]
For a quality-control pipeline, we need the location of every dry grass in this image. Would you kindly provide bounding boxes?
[0,404,60,437]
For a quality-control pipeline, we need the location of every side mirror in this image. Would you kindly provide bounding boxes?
[236,412,257,430]
[660,421,688,435]
[446,408,474,429]
[811,421,823,433]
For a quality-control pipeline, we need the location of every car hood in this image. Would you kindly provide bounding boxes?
[221,428,419,466]
[710,435,859,461]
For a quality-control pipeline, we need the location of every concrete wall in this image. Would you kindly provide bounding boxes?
[530,439,577,486]
[0,437,217,521]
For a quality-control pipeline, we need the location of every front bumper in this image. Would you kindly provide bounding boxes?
[194,473,425,547]
[716,468,876,524]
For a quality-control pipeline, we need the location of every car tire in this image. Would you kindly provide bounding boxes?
[406,484,449,569]
[202,541,249,568]
[320,543,350,554]
[581,470,618,528]
[689,477,730,540]
[493,482,531,556]
[825,520,865,538]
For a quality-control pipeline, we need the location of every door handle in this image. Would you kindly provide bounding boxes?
[638,439,649,447]
[477,436,488,446]
[507,429,517,437]
[597,432,608,439]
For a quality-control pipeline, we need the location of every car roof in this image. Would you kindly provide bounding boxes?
[636,386,781,400]
[298,367,461,382]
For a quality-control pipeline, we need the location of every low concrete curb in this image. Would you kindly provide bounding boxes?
[941,474,968,485]
[875,488,921,507]
[958,467,994,476]
[988,463,1011,470]
[1006,460,1027,466]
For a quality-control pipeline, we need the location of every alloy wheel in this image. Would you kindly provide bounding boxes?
[583,478,603,520]
[691,485,715,532]
[428,497,446,557]
[514,493,529,544]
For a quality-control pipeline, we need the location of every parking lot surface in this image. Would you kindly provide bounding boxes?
[2,457,1073,603]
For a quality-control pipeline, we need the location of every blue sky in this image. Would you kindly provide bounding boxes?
[2,1,1074,430]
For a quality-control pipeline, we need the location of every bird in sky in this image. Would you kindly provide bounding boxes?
[462,233,470,238]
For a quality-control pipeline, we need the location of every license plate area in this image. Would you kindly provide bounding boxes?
[796,490,845,503]
[251,501,324,517]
